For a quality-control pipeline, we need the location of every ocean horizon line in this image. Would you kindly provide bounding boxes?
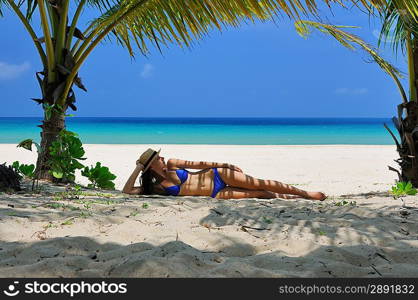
[0,117,398,145]
[0,116,394,125]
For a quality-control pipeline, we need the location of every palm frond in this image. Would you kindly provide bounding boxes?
[83,0,388,58]
[59,0,389,108]
[88,0,268,56]
[378,0,418,54]
[22,0,37,20]
[84,0,115,9]
[390,0,418,22]
[295,20,408,104]
[1,0,398,56]
[0,0,38,19]
[0,0,7,16]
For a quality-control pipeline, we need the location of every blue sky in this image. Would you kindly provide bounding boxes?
[0,3,408,118]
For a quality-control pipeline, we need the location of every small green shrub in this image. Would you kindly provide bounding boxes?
[130,210,139,217]
[81,162,117,190]
[49,130,86,182]
[262,216,272,224]
[390,181,417,197]
[12,161,35,178]
[79,211,93,218]
[61,219,74,226]
[74,184,82,193]
[46,203,63,209]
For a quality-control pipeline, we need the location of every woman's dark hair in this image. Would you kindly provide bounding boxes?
[140,169,168,195]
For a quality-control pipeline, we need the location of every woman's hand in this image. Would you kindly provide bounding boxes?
[136,161,145,170]
[123,162,145,194]
[228,164,243,173]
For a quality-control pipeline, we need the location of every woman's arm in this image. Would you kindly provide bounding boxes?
[167,158,242,172]
[122,163,144,195]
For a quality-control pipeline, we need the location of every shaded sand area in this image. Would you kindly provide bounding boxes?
[1,144,418,277]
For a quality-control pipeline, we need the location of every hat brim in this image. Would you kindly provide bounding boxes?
[141,148,161,175]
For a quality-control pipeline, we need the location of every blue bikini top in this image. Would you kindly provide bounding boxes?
[164,169,189,196]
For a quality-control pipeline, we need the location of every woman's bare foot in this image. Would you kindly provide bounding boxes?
[306,191,327,201]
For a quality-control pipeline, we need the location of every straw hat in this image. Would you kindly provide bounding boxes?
[138,148,161,174]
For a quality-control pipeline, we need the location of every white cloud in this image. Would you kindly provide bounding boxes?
[335,88,368,95]
[353,88,368,95]
[335,88,349,94]
[0,61,30,80]
[140,63,154,79]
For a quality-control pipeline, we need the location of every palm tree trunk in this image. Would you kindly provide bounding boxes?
[396,38,418,187]
[35,110,65,181]
[397,103,418,186]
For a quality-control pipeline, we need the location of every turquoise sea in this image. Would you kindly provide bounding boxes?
[0,117,398,145]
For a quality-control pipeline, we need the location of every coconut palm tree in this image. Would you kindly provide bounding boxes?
[0,0,408,181]
[296,0,418,186]
[378,0,418,186]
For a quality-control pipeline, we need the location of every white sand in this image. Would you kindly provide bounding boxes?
[1,144,418,277]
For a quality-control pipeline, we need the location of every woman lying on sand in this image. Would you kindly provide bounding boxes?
[123,148,326,200]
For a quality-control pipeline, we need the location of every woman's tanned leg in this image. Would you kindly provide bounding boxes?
[216,187,276,199]
[216,187,304,200]
[217,168,326,200]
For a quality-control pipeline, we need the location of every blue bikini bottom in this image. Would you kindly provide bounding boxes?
[211,168,227,198]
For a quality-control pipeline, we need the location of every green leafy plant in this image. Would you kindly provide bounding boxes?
[390,181,418,197]
[46,203,63,209]
[44,223,58,229]
[66,184,83,199]
[6,212,19,217]
[17,139,41,153]
[79,211,93,218]
[43,103,58,121]
[17,139,42,190]
[61,218,74,226]
[49,130,86,182]
[81,162,117,190]
[46,203,80,211]
[262,216,272,224]
[74,184,82,193]
[142,203,149,209]
[130,210,139,217]
[12,161,35,178]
